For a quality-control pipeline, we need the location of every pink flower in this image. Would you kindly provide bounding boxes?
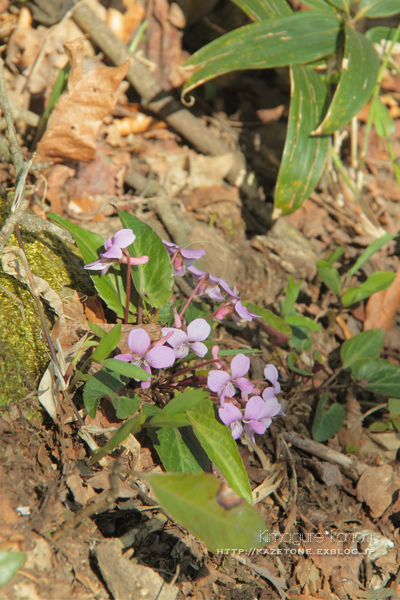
[219,395,282,442]
[208,353,254,407]
[114,328,175,389]
[161,318,211,359]
[218,403,243,439]
[84,229,149,275]
[187,265,230,302]
[264,364,281,394]
[163,241,205,276]
[214,284,260,323]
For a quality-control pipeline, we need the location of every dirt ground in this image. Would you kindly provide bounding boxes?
[2,1,400,599]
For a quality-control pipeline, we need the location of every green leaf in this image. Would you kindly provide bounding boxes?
[150,388,208,426]
[111,394,141,419]
[219,349,262,356]
[48,213,125,319]
[231,0,292,20]
[281,276,302,318]
[316,260,342,294]
[148,426,209,473]
[182,12,343,100]
[326,0,350,11]
[285,315,321,332]
[365,26,398,45]
[102,358,151,381]
[91,322,121,363]
[290,325,312,352]
[301,0,336,10]
[341,271,396,307]
[341,329,384,370]
[243,302,292,339]
[89,414,142,465]
[326,245,345,265]
[388,398,400,417]
[88,321,107,339]
[312,393,345,442]
[287,352,314,376]
[0,550,25,588]
[371,96,395,138]
[357,0,400,18]
[118,210,173,308]
[354,358,400,397]
[83,368,128,418]
[186,397,252,504]
[314,24,379,135]
[143,473,267,553]
[347,232,397,277]
[275,65,330,214]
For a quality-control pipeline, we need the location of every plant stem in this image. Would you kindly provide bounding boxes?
[179,277,206,319]
[137,295,143,325]
[124,259,131,325]
[158,358,221,385]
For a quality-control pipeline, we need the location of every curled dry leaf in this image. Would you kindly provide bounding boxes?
[364,267,400,331]
[37,38,129,163]
[356,464,394,518]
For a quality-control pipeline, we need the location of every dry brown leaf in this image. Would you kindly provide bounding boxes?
[37,38,129,163]
[356,464,394,518]
[364,267,400,331]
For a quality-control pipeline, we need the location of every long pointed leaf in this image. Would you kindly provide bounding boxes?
[148,426,209,473]
[314,24,379,135]
[182,12,342,100]
[231,0,292,20]
[357,0,400,19]
[275,66,329,214]
[301,0,336,10]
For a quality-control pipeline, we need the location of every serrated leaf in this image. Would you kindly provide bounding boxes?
[341,271,396,307]
[347,232,397,276]
[231,0,292,20]
[0,550,25,588]
[148,426,209,473]
[371,96,395,138]
[357,0,400,18]
[47,213,125,319]
[186,397,252,504]
[312,393,345,442]
[89,414,142,465]
[91,322,121,363]
[316,260,342,294]
[118,210,173,308]
[243,302,292,339]
[314,24,379,135]
[182,12,342,100]
[354,358,400,397]
[341,329,384,370]
[143,473,267,553]
[285,315,321,332]
[83,368,128,418]
[102,358,151,381]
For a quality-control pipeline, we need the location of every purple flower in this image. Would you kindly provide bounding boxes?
[218,403,243,439]
[214,286,260,323]
[264,364,281,394]
[187,265,231,302]
[163,241,205,276]
[243,395,282,443]
[114,328,175,389]
[208,353,254,407]
[161,318,211,359]
[84,229,149,275]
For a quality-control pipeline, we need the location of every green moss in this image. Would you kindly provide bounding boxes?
[0,212,94,405]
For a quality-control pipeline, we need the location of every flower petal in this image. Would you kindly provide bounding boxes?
[114,353,134,362]
[262,387,277,401]
[145,346,176,369]
[181,248,205,260]
[190,341,208,358]
[187,318,211,342]
[160,328,187,348]
[262,397,282,418]
[264,364,279,386]
[175,343,189,359]
[235,378,254,396]
[207,370,231,393]
[104,236,113,250]
[128,328,150,355]
[128,255,149,265]
[230,420,243,440]
[243,424,255,444]
[84,258,110,270]
[247,419,268,435]
[102,246,123,259]
[231,354,250,379]
[219,403,242,426]
[244,396,265,421]
[112,229,135,248]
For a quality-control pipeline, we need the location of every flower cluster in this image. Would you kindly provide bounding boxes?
[84,229,149,275]
[209,356,283,443]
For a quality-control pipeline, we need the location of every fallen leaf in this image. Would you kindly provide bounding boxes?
[364,267,400,331]
[37,38,129,162]
[356,464,394,518]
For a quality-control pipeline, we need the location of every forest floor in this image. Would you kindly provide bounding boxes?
[1,1,400,599]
